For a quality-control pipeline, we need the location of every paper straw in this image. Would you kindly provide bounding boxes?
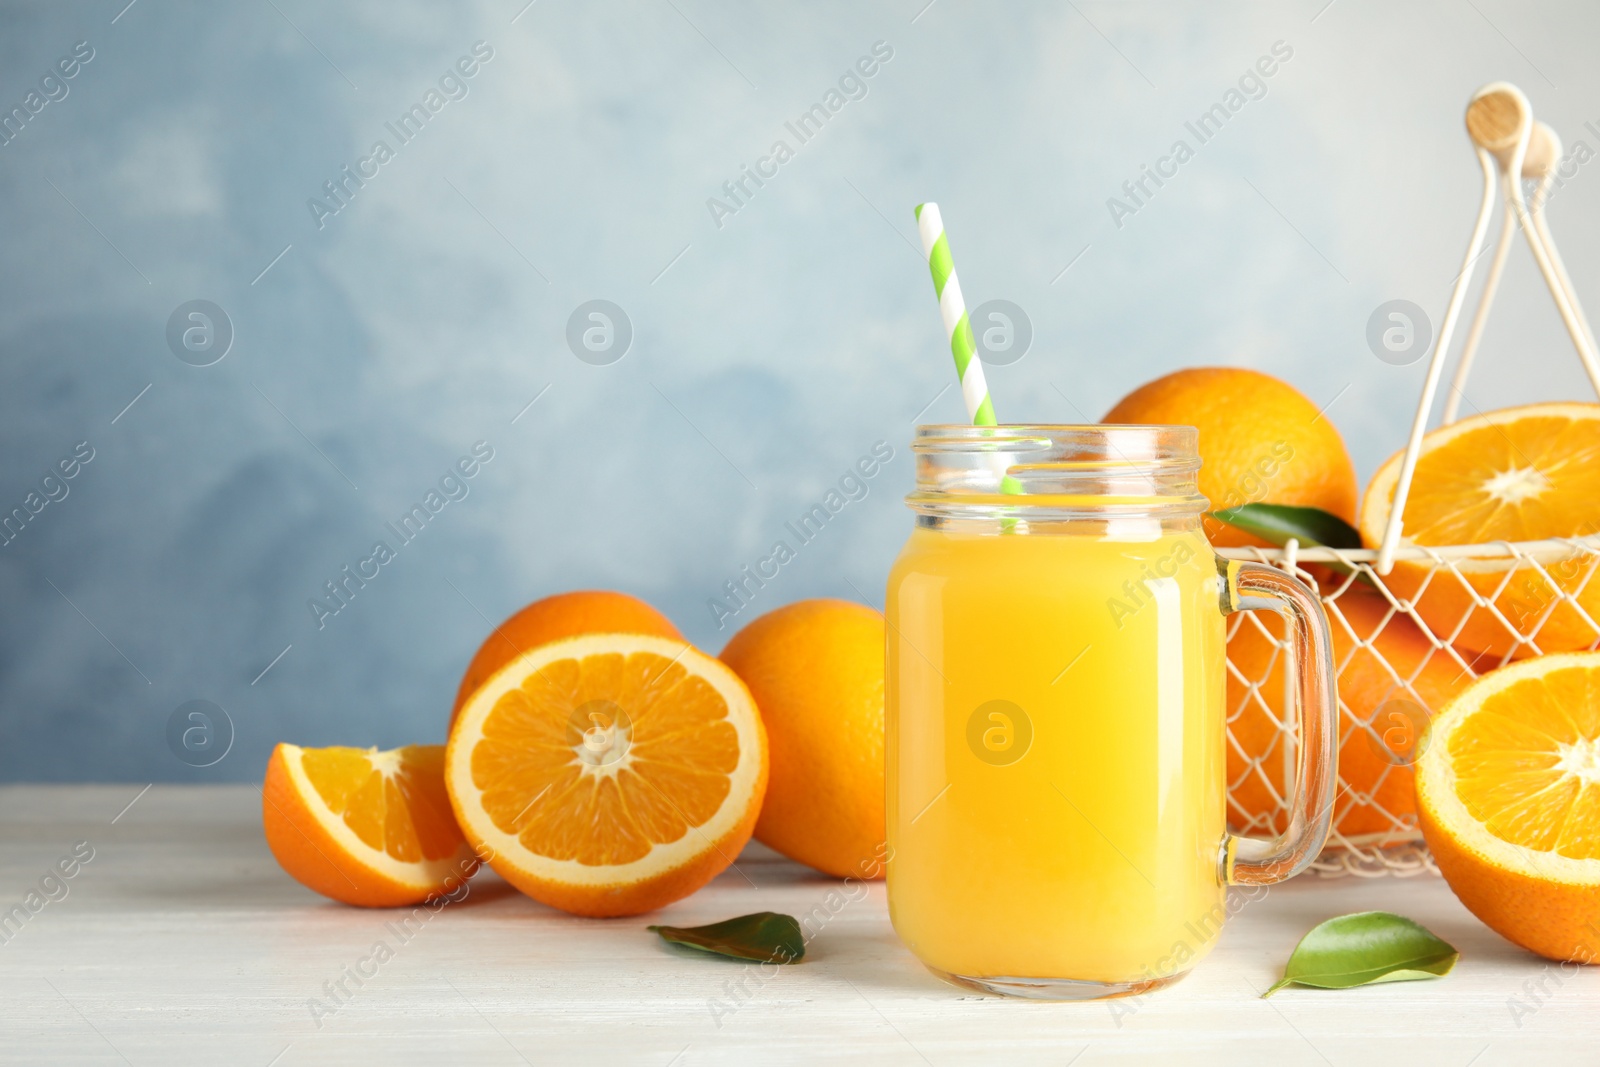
[915,203,997,426]
[914,202,1022,498]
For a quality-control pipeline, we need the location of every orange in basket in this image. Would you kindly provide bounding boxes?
[1227,585,1471,838]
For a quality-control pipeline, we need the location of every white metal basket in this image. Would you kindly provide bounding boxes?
[1217,82,1600,876]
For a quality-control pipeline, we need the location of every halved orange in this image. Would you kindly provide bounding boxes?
[263,743,478,907]
[1417,652,1600,961]
[445,633,767,917]
[1360,402,1600,659]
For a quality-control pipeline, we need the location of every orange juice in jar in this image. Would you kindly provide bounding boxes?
[885,425,1337,999]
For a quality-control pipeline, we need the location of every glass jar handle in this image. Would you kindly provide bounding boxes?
[1218,559,1338,885]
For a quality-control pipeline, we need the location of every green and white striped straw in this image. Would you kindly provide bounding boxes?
[914,202,997,426]
[914,202,1022,498]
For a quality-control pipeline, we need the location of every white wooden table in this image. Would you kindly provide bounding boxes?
[0,785,1592,1065]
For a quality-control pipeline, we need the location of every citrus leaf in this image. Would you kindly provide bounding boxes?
[1210,503,1362,550]
[648,912,805,964]
[1263,911,1458,996]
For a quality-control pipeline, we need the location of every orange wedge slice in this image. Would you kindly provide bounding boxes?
[445,633,767,917]
[1360,402,1600,658]
[263,743,478,907]
[1417,652,1600,961]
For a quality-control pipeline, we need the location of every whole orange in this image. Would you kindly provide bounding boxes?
[1102,367,1358,547]
[719,599,886,880]
[450,590,682,724]
[1226,585,1471,838]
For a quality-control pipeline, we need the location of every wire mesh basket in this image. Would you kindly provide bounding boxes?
[1217,82,1600,876]
[1220,538,1600,876]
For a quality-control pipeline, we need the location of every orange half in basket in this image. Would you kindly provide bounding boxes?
[1359,402,1600,659]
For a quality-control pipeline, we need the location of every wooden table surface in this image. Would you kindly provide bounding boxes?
[0,785,1593,1065]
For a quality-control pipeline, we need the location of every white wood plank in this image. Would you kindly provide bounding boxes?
[0,785,1592,1065]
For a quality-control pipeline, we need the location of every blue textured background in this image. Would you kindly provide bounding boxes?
[3,1,1598,780]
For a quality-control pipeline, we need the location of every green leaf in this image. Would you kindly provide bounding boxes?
[1263,911,1458,996]
[648,912,805,964]
[1210,503,1363,550]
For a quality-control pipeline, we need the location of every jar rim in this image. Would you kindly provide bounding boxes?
[913,423,1198,456]
[907,423,1208,519]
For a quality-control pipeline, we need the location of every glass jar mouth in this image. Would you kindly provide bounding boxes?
[908,423,1208,520]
